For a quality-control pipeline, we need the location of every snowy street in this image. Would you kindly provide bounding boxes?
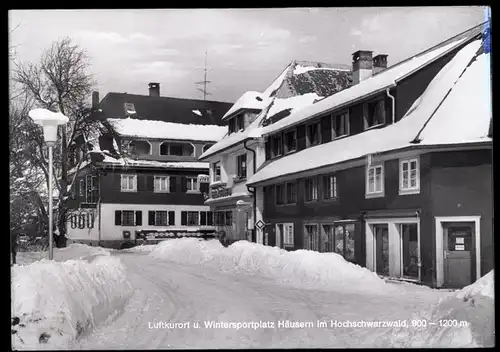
[73,249,448,349]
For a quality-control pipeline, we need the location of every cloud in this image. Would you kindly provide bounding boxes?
[299,35,317,43]
[128,61,189,80]
[350,28,363,37]
[76,30,154,44]
[260,28,291,40]
[152,48,180,56]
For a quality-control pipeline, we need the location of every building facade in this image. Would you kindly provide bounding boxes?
[66,83,232,248]
[245,23,492,288]
[199,60,352,243]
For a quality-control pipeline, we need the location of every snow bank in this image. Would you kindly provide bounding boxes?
[11,255,134,349]
[377,270,494,348]
[121,244,157,253]
[149,238,387,293]
[16,243,112,266]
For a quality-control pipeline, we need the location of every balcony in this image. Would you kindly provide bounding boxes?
[210,186,232,199]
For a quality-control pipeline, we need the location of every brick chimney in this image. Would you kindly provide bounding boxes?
[148,82,160,97]
[92,91,99,108]
[352,50,373,85]
[373,54,388,75]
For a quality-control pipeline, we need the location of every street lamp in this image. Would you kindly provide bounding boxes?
[28,108,68,260]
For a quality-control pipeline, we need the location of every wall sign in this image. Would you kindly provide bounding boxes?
[455,244,465,251]
[455,237,465,244]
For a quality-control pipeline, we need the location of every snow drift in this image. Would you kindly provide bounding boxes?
[149,238,387,293]
[377,270,494,348]
[16,243,113,265]
[11,254,134,350]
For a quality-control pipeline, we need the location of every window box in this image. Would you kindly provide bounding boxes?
[366,164,384,198]
[399,157,420,195]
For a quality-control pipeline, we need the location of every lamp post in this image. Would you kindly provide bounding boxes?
[28,108,69,260]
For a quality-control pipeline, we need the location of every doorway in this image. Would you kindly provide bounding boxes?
[435,216,481,288]
[400,223,419,280]
[443,222,476,288]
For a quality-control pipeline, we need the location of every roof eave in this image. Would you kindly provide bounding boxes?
[222,107,263,121]
[198,136,254,161]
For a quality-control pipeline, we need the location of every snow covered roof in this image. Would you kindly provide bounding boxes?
[93,153,209,169]
[222,91,268,120]
[199,60,352,160]
[99,92,232,126]
[107,118,227,142]
[247,38,491,186]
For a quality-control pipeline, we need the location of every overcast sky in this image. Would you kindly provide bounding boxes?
[9,7,487,103]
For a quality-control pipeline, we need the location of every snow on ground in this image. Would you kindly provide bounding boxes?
[121,244,157,253]
[11,253,134,350]
[16,243,113,266]
[107,118,227,142]
[376,270,494,348]
[150,238,389,294]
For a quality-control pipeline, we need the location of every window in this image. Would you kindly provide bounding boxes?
[200,211,213,226]
[187,211,199,226]
[155,211,169,226]
[124,103,136,115]
[128,140,151,155]
[333,223,356,262]
[275,184,284,205]
[228,118,236,134]
[121,174,137,192]
[122,211,135,226]
[305,178,318,202]
[400,158,420,194]
[154,176,169,193]
[284,223,294,246]
[214,211,226,226]
[307,123,321,147]
[213,162,221,182]
[237,154,247,179]
[284,130,297,153]
[202,144,214,153]
[286,182,296,204]
[322,225,335,253]
[236,114,244,131]
[331,111,349,139]
[225,211,233,226]
[323,175,337,199]
[272,134,283,157]
[363,98,386,130]
[85,175,97,203]
[159,142,194,156]
[366,164,384,196]
[304,224,319,251]
[186,177,198,192]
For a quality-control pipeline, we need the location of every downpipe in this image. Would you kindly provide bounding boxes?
[386,86,396,124]
[243,140,257,243]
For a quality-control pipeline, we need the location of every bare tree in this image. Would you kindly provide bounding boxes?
[14,37,99,247]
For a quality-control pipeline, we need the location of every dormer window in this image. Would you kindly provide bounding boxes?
[228,114,244,134]
[363,98,385,130]
[332,111,350,139]
[306,122,321,147]
[124,103,136,116]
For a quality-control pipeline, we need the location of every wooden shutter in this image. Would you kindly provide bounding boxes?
[168,211,175,225]
[180,176,187,192]
[199,181,209,194]
[265,139,271,160]
[170,176,177,192]
[148,211,156,226]
[207,212,213,226]
[296,125,306,151]
[137,175,146,192]
[115,210,122,225]
[147,175,154,191]
[135,211,142,226]
[181,211,187,225]
[200,211,207,225]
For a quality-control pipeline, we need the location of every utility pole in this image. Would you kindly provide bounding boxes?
[195,49,212,100]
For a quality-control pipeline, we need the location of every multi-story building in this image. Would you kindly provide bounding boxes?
[245,22,492,288]
[199,61,352,242]
[66,83,232,248]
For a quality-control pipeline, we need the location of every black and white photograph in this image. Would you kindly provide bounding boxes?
[9,6,493,349]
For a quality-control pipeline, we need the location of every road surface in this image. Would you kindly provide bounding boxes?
[74,250,448,349]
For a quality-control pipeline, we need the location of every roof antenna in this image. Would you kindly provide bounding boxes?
[195,48,212,100]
